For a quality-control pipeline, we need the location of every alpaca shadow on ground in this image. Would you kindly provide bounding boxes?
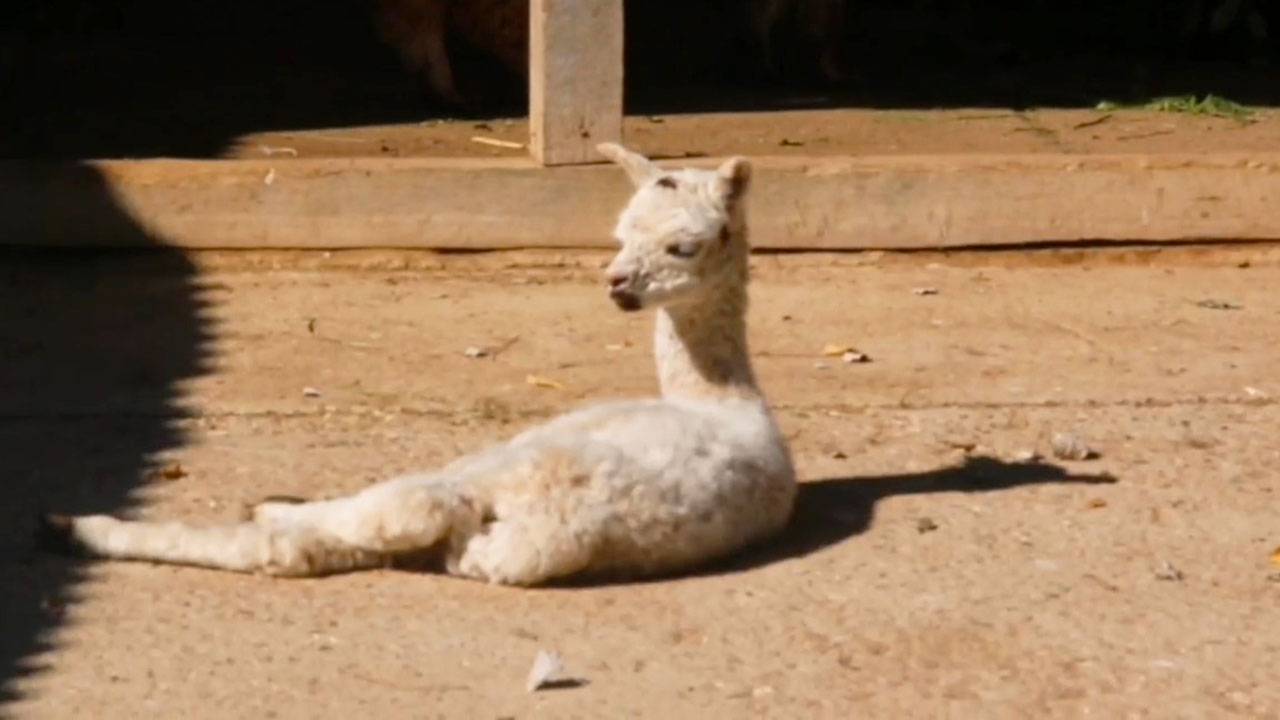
[553,456,1116,588]
[715,456,1117,576]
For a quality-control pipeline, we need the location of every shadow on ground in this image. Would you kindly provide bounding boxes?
[720,456,1118,575]
[0,169,213,703]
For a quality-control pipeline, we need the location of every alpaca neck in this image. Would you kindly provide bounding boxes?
[653,281,760,401]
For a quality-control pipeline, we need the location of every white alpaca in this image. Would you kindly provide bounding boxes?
[38,144,797,585]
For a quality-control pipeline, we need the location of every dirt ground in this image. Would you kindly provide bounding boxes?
[1,244,1278,718]
[227,108,1280,162]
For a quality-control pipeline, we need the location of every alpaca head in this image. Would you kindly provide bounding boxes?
[597,143,751,313]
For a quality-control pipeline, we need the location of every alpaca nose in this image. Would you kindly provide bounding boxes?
[607,272,630,289]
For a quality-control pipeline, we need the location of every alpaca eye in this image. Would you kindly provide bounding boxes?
[665,241,700,258]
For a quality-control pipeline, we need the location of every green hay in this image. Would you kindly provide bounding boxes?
[1095,94,1256,122]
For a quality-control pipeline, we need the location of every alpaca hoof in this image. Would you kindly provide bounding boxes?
[34,513,83,556]
[417,76,468,108]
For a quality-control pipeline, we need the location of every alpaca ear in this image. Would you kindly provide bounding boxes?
[716,156,752,203]
[597,142,661,187]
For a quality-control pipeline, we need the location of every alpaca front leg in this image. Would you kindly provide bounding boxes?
[800,0,850,82]
[745,0,786,79]
[405,3,464,105]
[37,514,386,577]
[450,517,594,586]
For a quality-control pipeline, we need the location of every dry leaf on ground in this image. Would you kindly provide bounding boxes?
[526,374,564,390]
[823,343,866,357]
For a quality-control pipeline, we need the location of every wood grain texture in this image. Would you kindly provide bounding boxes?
[528,0,624,166]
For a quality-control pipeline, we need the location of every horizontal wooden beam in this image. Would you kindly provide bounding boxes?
[3,154,1280,249]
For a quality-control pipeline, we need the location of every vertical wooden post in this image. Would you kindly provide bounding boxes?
[529,0,624,165]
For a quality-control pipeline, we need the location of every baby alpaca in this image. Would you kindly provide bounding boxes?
[38,144,797,586]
